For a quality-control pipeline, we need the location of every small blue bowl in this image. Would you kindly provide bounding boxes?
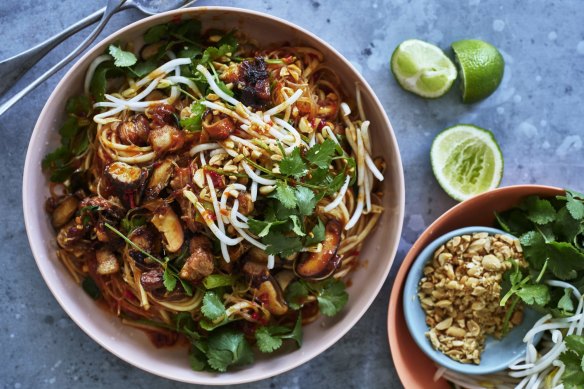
[403,226,542,375]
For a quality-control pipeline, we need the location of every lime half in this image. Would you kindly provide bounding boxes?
[451,39,505,103]
[431,124,503,201]
[391,39,457,98]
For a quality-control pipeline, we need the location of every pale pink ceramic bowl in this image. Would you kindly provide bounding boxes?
[388,185,563,388]
[22,7,404,385]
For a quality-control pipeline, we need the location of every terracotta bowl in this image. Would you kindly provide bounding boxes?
[387,185,563,388]
[22,6,405,385]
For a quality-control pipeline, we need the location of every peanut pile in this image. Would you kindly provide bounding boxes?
[418,232,525,364]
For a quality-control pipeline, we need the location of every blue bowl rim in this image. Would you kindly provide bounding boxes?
[402,226,539,375]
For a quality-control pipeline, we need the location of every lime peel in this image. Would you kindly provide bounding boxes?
[451,39,505,103]
[431,124,503,202]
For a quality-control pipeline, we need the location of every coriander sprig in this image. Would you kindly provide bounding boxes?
[496,190,584,325]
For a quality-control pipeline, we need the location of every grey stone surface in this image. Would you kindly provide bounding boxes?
[0,0,583,388]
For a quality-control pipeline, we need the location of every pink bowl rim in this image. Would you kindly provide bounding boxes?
[23,6,405,385]
[387,184,563,387]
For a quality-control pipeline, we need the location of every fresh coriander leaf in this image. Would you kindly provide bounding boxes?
[217,31,238,50]
[306,166,329,186]
[65,95,91,116]
[206,329,254,372]
[255,318,302,353]
[274,198,301,220]
[178,46,202,59]
[566,190,584,220]
[50,166,76,183]
[71,133,90,156]
[179,278,193,297]
[295,186,316,216]
[198,44,235,66]
[255,326,283,353]
[520,230,542,247]
[173,20,203,43]
[42,146,69,171]
[174,312,196,332]
[322,172,348,196]
[537,224,556,243]
[163,267,177,292]
[520,231,549,270]
[516,284,550,306]
[108,44,137,67]
[285,281,309,310]
[247,218,286,238]
[496,209,534,236]
[188,347,207,371]
[90,63,111,102]
[203,274,235,289]
[180,100,206,132]
[131,60,157,78]
[546,241,584,280]
[558,288,575,312]
[275,182,297,209]
[248,220,272,238]
[82,277,101,299]
[280,147,307,178]
[315,279,348,316]
[554,206,581,243]
[306,139,337,169]
[289,215,306,236]
[263,231,303,257]
[566,334,584,355]
[201,291,226,320]
[559,348,584,387]
[305,219,326,246]
[144,24,169,44]
[90,62,124,102]
[523,196,556,225]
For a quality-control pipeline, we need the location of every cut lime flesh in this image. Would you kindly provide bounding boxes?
[431,124,503,201]
[391,39,457,98]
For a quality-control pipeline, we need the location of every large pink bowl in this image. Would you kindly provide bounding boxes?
[22,6,405,385]
[388,185,563,388]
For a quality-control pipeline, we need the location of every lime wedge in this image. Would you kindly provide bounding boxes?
[391,39,457,98]
[451,39,505,103]
[431,124,503,201]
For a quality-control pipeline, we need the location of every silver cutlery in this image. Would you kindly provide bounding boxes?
[0,0,196,116]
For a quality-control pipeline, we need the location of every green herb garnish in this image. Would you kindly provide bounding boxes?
[42,96,93,183]
[255,314,303,353]
[497,190,584,327]
[108,44,138,67]
[82,277,101,300]
[285,278,348,317]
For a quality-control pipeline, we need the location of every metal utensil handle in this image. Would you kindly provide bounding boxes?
[0,0,127,117]
[0,7,105,97]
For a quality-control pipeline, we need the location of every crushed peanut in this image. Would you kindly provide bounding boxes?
[418,232,526,364]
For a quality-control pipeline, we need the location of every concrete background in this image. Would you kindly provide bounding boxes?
[1,0,583,388]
